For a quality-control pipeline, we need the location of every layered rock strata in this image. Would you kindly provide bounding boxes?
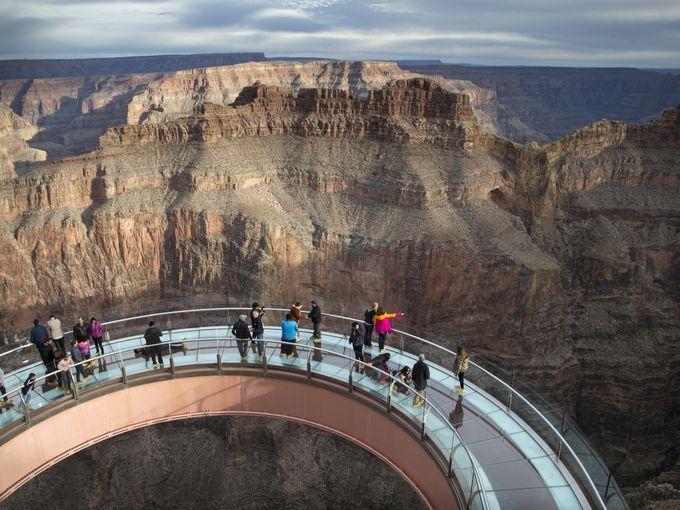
[0,78,677,497]
[0,60,533,164]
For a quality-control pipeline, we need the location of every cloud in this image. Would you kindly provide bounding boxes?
[0,0,678,67]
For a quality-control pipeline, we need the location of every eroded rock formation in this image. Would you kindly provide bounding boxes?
[0,60,533,165]
[0,76,678,502]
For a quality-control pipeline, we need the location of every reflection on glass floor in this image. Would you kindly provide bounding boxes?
[0,326,586,510]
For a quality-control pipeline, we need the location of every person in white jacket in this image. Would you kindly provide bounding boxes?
[453,346,469,394]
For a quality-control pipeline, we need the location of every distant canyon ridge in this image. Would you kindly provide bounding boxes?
[0,54,678,506]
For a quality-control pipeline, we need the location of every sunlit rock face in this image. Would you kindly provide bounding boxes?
[0,72,678,500]
[0,60,533,165]
[3,416,426,510]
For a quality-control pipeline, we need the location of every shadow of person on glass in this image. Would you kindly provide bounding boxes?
[450,396,464,429]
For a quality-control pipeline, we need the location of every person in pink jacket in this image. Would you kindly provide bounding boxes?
[373,307,405,353]
[88,317,105,355]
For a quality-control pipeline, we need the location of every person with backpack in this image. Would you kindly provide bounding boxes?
[373,307,405,353]
[453,346,470,394]
[363,302,378,348]
[232,314,252,362]
[143,321,164,368]
[47,314,65,355]
[412,354,430,407]
[250,305,265,360]
[348,322,365,369]
[308,300,322,342]
[88,317,105,355]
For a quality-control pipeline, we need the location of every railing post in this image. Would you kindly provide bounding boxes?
[387,380,394,412]
[121,365,127,384]
[348,361,354,393]
[467,470,477,510]
[557,404,568,460]
[166,314,174,373]
[19,393,30,423]
[603,465,620,502]
[262,341,268,377]
[420,401,427,440]
[306,348,313,379]
[216,353,222,373]
[399,334,404,355]
[507,370,516,411]
[69,370,78,401]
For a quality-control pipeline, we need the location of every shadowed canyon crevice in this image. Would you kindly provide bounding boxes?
[3,416,426,510]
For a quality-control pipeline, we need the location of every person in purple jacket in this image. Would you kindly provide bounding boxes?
[88,317,105,355]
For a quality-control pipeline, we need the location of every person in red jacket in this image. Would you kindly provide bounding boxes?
[373,307,405,353]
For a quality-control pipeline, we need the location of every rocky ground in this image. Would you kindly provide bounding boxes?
[3,416,425,509]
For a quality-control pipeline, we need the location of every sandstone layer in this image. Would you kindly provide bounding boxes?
[3,416,425,509]
[0,77,677,502]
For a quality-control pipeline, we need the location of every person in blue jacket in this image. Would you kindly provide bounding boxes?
[280,313,299,358]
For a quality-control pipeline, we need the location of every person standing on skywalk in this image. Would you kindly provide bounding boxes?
[411,354,430,407]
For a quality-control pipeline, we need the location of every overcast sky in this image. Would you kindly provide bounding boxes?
[1,0,679,67]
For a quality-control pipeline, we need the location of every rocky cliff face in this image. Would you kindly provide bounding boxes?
[401,64,680,141]
[0,105,45,180]
[0,60,533,165]
[0,76,677,501]
[3,416,425,510]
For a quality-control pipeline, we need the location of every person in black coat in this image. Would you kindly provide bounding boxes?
[232,314,252,361]
[348,322,365,369]
[250,305,265,359]
[309,300,322,341]
[30,319,50,363]
[73,316,90,342]
[412,354,430,407]
[363,302,378,348]
[144,321,164,368]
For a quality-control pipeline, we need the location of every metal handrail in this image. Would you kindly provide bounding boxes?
[0,332,487,509]
[0,305,611,509]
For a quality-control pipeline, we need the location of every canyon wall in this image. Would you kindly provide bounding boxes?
[3,416,425,509]
[0,52,267,80]
[0,60,534,165]
[401,63,680,141]
[0,77,677,501]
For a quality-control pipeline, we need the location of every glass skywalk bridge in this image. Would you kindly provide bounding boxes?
[0,307,626,509]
